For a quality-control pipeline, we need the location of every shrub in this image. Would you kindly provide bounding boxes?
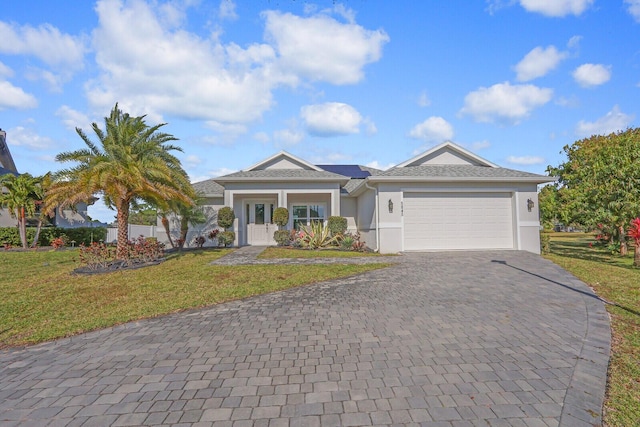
[540,232,551,255]
[327,216,347,236]
[298,222,339,249]
[194,236,206,248]
[273,207,289,227]
[340,234,354,250]
[208,229,220,240]
[218,231,235,247]
[0,226,106,248]
[50,235,68,250]
[217,207,235,230]
[273,230,291,246]
[77,236,164,271]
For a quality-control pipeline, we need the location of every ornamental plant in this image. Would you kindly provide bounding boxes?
[627,217,640,267]
[217,207,235,230]
[327,216,347,236]
[272,207,289,227]
[297,221,339,249]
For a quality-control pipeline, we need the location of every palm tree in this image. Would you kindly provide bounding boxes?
[45,103,195,259]
[0,173,47,249]
[157,197,207,249]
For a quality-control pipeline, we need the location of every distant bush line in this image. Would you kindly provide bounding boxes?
[0,227,107,247]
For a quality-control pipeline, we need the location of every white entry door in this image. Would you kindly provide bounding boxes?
[246,201,276,245]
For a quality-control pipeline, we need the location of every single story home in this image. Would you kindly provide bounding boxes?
[166,141,553,254]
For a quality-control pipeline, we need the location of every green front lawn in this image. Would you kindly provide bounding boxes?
[544,233,640,427]
[0,249,389,348]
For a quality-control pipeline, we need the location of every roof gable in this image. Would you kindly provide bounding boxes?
[244,151,322,172]
[396,141,497,168]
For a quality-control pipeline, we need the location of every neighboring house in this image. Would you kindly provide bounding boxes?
[160,141,553,254]
[0,128,106,229]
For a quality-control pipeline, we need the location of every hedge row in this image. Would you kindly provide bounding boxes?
[0,227,107,247]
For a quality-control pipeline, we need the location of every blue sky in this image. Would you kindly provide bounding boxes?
[1,0,639,223]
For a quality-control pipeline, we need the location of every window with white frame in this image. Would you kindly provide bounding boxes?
[292,204,326,229]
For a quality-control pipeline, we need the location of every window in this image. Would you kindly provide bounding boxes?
[292,204,326,229]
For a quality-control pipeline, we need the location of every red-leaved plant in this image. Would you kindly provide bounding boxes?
[627,217,640,267]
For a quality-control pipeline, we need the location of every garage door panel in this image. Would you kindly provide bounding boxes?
[403,192,514,250]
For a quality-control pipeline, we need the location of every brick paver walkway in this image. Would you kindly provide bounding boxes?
[0,250,610,426]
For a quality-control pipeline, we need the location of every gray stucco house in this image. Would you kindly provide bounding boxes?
[167,142,552,254]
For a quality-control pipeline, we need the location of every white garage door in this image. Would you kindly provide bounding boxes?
[403,192,514,250]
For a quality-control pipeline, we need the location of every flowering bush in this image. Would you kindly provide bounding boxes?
[50,234,68,250]
[194,236,206,248]
[627,217,640,267]
[77,236,164,271]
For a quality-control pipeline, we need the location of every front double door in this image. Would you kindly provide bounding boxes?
[246,200,277,245]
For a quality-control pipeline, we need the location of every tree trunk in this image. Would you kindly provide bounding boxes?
[619,225,628,256]
[161,214,175,248]
[179,217,188,249]
[116,201,130,259]
[30,217,43,248]
[635,243,640,267]
[18,207,27,249]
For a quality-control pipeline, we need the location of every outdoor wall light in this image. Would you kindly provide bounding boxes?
[388,199,394,213]
[527,198,535,212]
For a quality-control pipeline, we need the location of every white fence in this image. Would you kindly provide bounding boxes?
[106,224,158,243]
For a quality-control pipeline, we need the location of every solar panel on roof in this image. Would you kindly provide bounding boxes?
[317,164,371,178]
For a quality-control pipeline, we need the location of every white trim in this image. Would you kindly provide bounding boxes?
[519,221,541,227]
[379,223,402,229]
[243,150,323,172]
[395,141,499,168]
[401,186,518,193]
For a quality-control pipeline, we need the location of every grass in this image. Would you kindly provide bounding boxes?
[543,232,640,427]
[0,248,389,349]
[258,246,383,259]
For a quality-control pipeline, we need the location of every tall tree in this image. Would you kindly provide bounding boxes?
[547,128,640,255]
[0,173,47,249]
[45,103,195,259]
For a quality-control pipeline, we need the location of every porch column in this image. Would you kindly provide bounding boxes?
[331,188,340,217]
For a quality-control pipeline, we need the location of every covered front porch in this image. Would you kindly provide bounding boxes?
[226,189,341,246]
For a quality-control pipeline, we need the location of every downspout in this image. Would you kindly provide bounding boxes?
[364,181,380,252]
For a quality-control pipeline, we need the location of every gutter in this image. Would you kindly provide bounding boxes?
[364,181,380,252]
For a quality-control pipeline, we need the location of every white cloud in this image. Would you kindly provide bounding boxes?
[219,0,238,21]
[55,105,93,131]
[0,81,37,110]
[366,160,395,171]
[6,126,53,149]
[625,0,640,22]
[418,91,431,107]
[514,46,567,81]
[575,105,634,137]
[506,155,545,165]
[519,0,594,17]
[273,128,304,146]
[301,102,363,136]
[460,82,553,124]
[262,10,389,85]
[0,61,13,78]
[572,63,611,87]
[0,21,86,68]
[253,132,270,143]
[408,116,454,143]
[567,35,582,49]
[89,0,280,124]
[87,1,387,129]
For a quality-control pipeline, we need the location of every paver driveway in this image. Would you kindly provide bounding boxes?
[0,251,610,426]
